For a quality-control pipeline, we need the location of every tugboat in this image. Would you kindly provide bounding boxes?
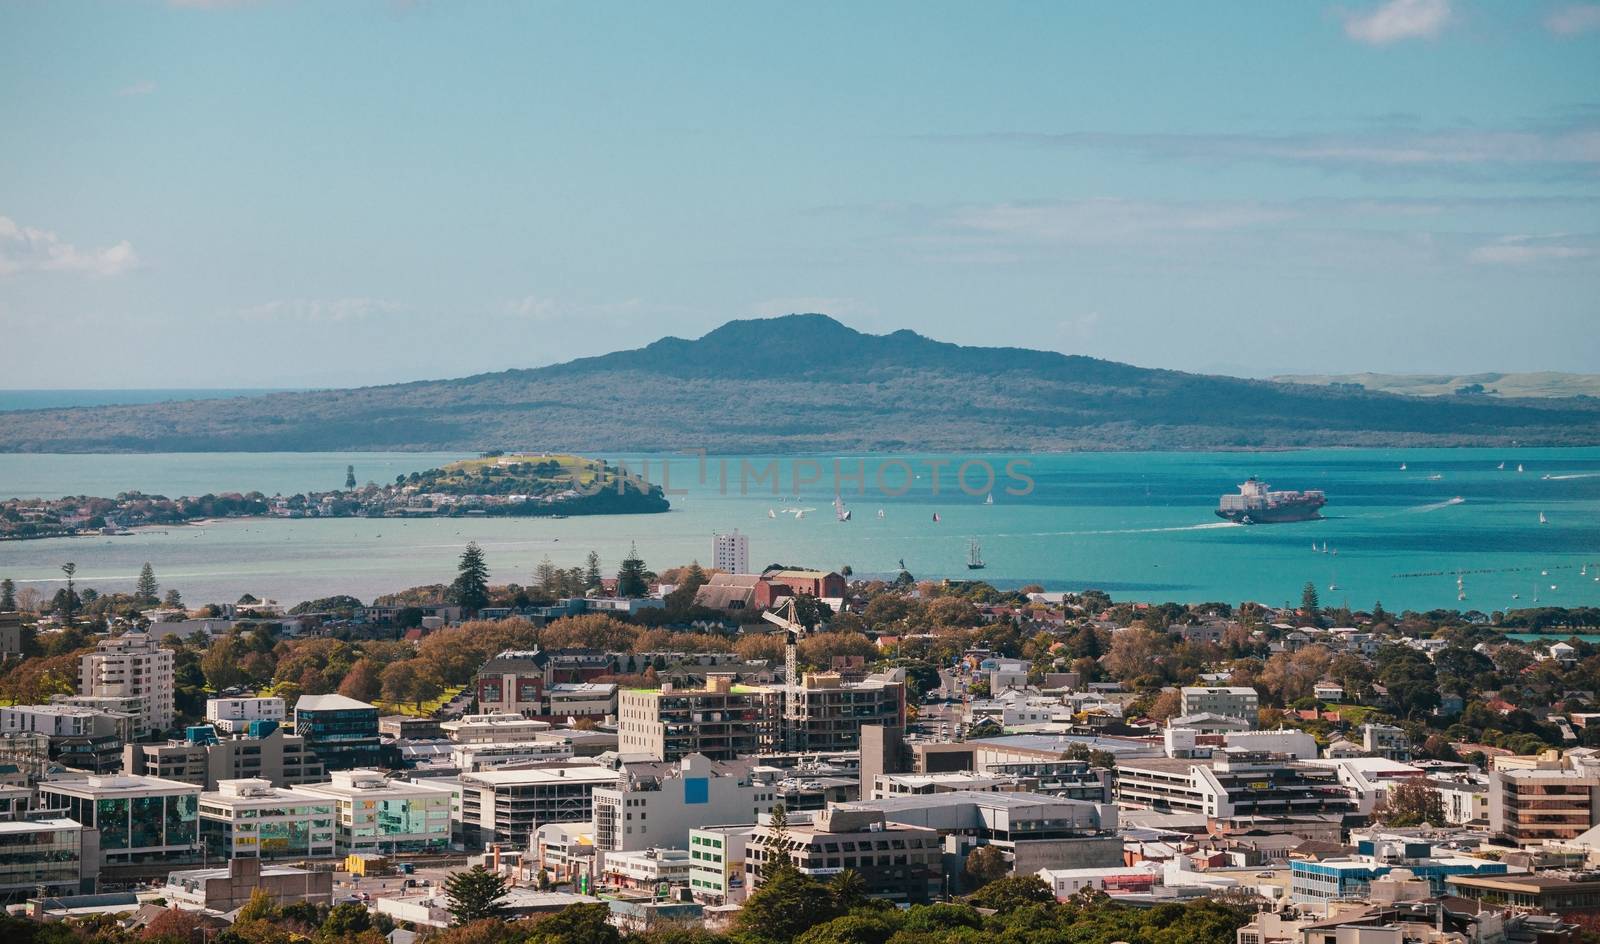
[967,540,986,570]
[1215,478,1327,524]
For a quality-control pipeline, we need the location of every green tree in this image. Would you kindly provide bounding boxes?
[201,639,248,692]
[136,562,160,605]
[1300,582,1321,621]
[164,588,184,609]
[584,551,604,593]
[666,561,708,616]
[316,902,373,942]
[1375,778,1447,827]
[59,561,77,619]
[963,844,1008,889]
[964,874,1054,912]
[345,465,357,490]
[0,578,15,611]
[443,865,508,924]
[534,556,559,597]
[617,543,650,598]
[447,542,491,616]
[734,867,847,944]
[523,903,619,944]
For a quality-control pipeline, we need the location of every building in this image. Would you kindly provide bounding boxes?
[37,774,202,870]
[753,570,846,609]
[204,697,285,734]
[0,819,83,901]
[1490,752,1600,847]
[299,769,452,854]
[694,574,763,613]
[1289,834,1510,904]
[452,740,574,772]
[785,670,907,753]
[618,676,782,762]
[442,712,554,744]
[746,807,942,903]
[1447,873,1600,919]
[1115,749,1357,819]
[0,704,133,773]
[1178,687,1259,727]
[379,716,445,740]
[197,778,337,859]
[833,790,1122,878]
[163,857,333,912]
[602,847,693,890]
[0,612,22,660]
[712,530,749,575]
[1037,866,1159,899]
[78,633,175,736]
[473,650,619,720]
[1361,723,1412,762]
[592,754,778,865]
[457,765,622,847]
[689,825,754,905]
[122,727,325,789]
[293,694,382,771]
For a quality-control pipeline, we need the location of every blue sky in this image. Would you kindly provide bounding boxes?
[1,0,1597,387]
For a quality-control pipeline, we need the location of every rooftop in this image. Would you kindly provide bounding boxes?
[295,693,378,712]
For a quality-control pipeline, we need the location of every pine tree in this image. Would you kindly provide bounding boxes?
[0,578,14,611]
[584,551,603,594]
[345,465,357,489]
[443,865,508,924]
[136,563,159,605]
[1301,582,1321,624]
[447,542,491,615]
[163,588,183,609]
[616,543,649,598]
[534,556,559,596]
[58,562,77,619]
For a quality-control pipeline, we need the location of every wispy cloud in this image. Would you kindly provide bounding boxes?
[116,80,157,97]
[1546,3,1600,35]
[0,216,138,278]
[1468,234,1598,265]
[923,125,1600,180]
[236,297,403,322]
[1341,0,1452,44]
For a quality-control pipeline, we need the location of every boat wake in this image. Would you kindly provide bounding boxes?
[1002,521,1244,538]
[1543,473,1600,480]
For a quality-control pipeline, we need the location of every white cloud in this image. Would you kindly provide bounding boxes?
[116,80,157,97]
[0,215,138,278]
[1342,0,1452,45]
[1546,3,1600,35]
[944,199,1298,244]
[236,297,403,322]
[1468,235,1597,265]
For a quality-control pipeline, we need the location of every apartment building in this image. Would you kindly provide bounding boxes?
[0,704,133,773]
[457,764,622,847]
[746,807,942,903]
[618,676,782,762]
[205,696,286,734]
[784,670,907,753]
[78,633,175,736]
[712,530,749,575]
[122,727,325,789]
[198,778,337,859]
[1178,687,1259,726]
[1115,749,1356,819]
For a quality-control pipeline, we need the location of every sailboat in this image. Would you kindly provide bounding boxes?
[794,509,805,520]
[984,493,994,506]
[834,496,852,522]
[1540,512,1548,524]
[876,509,885,519]
[932,513,941,523]
[768,509,776,519]
[1311,542,1319,552]
[1518,464,1525,473]
[1329,570,1339,591]
[1498,461,1506,470]
[1400,462,1407,471]
[967,540,986,570]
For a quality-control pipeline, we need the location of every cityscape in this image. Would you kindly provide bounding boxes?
[1,1,1598,944]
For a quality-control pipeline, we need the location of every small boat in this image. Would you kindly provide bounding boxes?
[1498,461,1506,470]
[1540,512,1548,524]
[1428,474,1443,481]
[1542,570,1549,576]
[876,509,885,519]
[1400,462,1407,471]
[984,493,994,506]
[967,540,986,570]
[768,509,776,519]
[932,513,941,523]
[834,496,852,522]
[795,509,805,520]
[1311,542,1318,552]
[1447,496,1464,505]
[1518,464,1525,473]
[1583,563,1590,576]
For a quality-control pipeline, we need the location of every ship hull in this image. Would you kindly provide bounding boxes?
[1215,503,1324,524]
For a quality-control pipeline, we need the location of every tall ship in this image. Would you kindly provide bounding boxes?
[1216,478,1326,524]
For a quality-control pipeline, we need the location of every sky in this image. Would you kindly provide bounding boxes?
[1,0,1597,388]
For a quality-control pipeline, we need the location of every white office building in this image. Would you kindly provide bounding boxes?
[300,769,453,854]
[712,531,749,575]
[205,697,287,734]
[1178,687,1259,727]
[79,633,175,736]
[198,778,337,860]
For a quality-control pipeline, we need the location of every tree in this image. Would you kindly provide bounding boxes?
[447,542,491,616]
[317,902,373,943]
[346,465,357,489]
[964,874,1054,912]
[381,661,441,709]
[201,640,248,692]
[136,563,160,605]
[734,867,846,944]
[164,588,184,609]
[584,551,603,593]
[534,557,559,597]
[1375,778,1447,827]
[1300,582,1321,621]
[665,561,708,616]
[59,561,77,619]
[339,659,383,702]
[0,578,14,611]
[444,865,508,924]
[617,543,650,598]
[523,903,619,944]
[963,844,1008,889]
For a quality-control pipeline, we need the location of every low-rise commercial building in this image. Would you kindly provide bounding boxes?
[784,670,907,753]
[163,857,332,912]
[293,695,382,771]
[205,697,285,734]
[122,727,325,789]
[1289,834,1511,904]
[602,847,692,890]
[1115,749,1357,820]
[0,704,133,773]
[198,778,336,859]
[689,825,754,905]
[457,765,622,847]
[300,769,452,854]
[37,774,202,870]
[746,807,941,903]
[0,818,83,900]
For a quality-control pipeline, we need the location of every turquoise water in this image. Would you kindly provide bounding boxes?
[0,448,1596,612]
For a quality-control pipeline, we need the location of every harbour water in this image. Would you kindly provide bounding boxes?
[1,448,1597,612]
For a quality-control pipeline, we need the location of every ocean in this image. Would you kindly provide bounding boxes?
[0,389,294,412]
[0,448,1597,612]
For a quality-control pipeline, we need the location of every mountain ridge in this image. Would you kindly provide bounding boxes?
[3,314,1597,453]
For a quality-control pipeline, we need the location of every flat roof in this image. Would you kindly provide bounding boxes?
[462,766,621,786]
[0,817,80,833]
[1448,874,1600,890]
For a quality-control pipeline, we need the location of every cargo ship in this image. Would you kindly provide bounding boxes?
[1215,478,1326,524]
